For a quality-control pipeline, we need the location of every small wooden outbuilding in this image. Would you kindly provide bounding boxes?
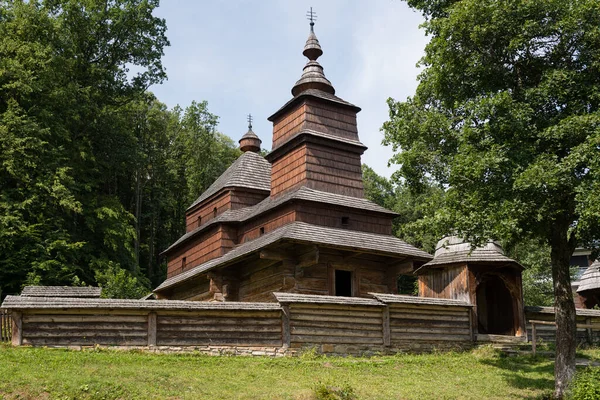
[576,260,600,309]
[416,237,525,338]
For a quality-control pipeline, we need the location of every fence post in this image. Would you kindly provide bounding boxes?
[147,312,157,347]
[12,311,22,346]
[531,322,536,356]
[281,305,290,348]
[382,306,390,347]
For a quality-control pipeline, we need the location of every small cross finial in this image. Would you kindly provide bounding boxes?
[306,7,317,32]
[247,113,253,130]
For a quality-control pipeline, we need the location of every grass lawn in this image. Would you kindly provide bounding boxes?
[1,344,599,400]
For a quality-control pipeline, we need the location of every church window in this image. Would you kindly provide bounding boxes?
[335,270,352,297]
[341,216,349,227]
[259,227,265,236]
[181,257,186,272]
[213,207,217,218]
[197,215,202,227]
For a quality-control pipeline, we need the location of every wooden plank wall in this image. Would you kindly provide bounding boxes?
[157,310,282,347]
[288,303,384,350]
[8,296,474,353]
[524,309,600,345]
[1,310,11,342]
[418,265,470,303]
[388,303,472,350]
[21,311,149,347]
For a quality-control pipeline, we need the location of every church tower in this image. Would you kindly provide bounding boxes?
[266,11,365,198]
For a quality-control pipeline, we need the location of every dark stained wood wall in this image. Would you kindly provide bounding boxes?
[166,225,236,279]
[238,205,297,244]
[295,204,392,235]
[185,191,231,233]
[170,250,401,302]
[270,143,364,198]
[418,265,470,303]
[185,189,267,232]
[271,99,359,149]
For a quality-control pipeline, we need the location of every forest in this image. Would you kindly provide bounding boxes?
[0,0,561,304]
[0,0,241,298]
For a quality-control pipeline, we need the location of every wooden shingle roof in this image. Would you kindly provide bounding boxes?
[1,295,280,311]
[419,236,522,270]
[156,222,432,292]
[525,305,600,317]
[20,286,102,298]
[268,89,360,122]
[164,186,397,254]
[577,260,600,293]
[273,292,381,306]
[187,151,271,211]
[369,293,473,307]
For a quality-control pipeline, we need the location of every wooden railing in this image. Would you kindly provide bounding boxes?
[529,319,600,355]
[0,310,11,342]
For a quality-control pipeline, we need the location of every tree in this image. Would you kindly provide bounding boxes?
[383,0,600,396]
[0,0,169,295]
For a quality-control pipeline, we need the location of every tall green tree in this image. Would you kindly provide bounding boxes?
[0,0,169,295]
[383,0,600,396]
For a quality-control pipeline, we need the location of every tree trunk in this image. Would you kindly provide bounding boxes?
[134,168,141,274]
[550,224,577,399]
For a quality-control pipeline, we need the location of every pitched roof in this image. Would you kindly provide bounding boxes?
[369,293,473,307]
[268,89,360,122]
[164,186,397,254]
[187,151,271,211]
[1,295,280,311]
[20,286,102,298]
[273,292,382,306]
[525,305,600,318]
[156,222,432,292]
[419,236,522,270]
[420,249,522,269]
[577,260,600,293]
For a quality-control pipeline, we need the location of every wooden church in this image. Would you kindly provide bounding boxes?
[153,14,528,342]
[154,19,433,302]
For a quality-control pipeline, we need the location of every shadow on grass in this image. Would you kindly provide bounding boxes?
[480,354,555,396]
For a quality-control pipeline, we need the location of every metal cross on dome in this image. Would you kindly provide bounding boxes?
[247,113,253,130]
[306,7,317,31]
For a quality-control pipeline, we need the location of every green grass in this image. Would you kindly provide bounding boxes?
[0,344,597,400]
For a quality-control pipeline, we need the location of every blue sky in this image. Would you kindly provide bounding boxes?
[150,1,428,178]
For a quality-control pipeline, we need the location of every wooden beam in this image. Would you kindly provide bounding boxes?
[147,312,157,347]
[12,311,22,346]
[297,246,319,268]
[259,249,289,261]
[343,251,364,262]
[281,305,291,349]
[382,307,390,347]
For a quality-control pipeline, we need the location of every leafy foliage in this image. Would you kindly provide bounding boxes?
[382,0,600,394]
[0,1,240,297]
[95,263,150,299]
[568,367,600,400]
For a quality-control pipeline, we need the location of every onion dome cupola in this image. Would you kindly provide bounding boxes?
[239,114,262,153]
[291,8,335,96]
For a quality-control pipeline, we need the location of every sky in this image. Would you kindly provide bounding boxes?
[150,1,429,178]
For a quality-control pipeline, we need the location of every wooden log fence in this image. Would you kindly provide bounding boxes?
[6,295,600,355]
[0,292,476,354]
[1,310,11,342]
[529,319,600,355]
